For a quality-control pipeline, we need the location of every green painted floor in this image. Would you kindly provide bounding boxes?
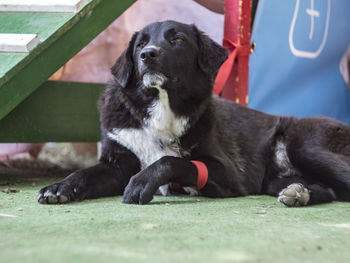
[1,170,350,263]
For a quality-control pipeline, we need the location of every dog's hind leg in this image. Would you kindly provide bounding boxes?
[284,118,350,202]
[287,144,350,202]
[263,177,336,207]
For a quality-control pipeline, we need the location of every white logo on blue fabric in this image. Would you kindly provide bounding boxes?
[289,0,330,59]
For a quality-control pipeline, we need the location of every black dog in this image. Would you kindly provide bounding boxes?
[38,21,350,207]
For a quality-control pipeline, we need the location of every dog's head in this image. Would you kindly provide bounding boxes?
[111,21,227,97]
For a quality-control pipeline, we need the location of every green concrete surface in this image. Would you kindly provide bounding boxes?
[1,171,350,263]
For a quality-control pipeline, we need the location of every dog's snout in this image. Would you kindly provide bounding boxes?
[140,47,160,62]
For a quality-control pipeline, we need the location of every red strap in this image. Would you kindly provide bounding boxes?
[213,0,252,105]
[213,42,251,96]
[191,160,208,190]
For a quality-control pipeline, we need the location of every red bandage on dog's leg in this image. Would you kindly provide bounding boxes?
[191,161,208,189]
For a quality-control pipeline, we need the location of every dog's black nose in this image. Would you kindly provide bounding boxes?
[140,47,159,62]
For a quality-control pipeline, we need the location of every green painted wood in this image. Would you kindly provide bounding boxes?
[0,0,136,121]
[0,12,74,77]
[0,81,104,142]
[0,6,83,80]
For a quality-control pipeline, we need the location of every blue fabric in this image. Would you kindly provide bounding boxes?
[248,0,350,124]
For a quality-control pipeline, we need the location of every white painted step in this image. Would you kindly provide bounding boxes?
[0,34,40,53]
[0,0,88,13]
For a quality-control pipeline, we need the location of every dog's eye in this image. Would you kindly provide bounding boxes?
[136,42,146,49]
[170,37,184,45]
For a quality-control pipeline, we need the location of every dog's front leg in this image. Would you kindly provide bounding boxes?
[38,163,134,204]
[122,156,198,205]
[123,155,245,204]
[38,138,141,204]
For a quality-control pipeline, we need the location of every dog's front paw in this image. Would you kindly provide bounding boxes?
[38,182,76,204]
[122,174,157,205]
[278,183,310,207]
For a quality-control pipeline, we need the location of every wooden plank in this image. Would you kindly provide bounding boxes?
[0,81,104,143]
[0,0,136,121]
[0,0,88,13]
[0,12,76,78]
[0,33,40,53]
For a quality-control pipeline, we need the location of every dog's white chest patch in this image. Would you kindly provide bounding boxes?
[107,76,192,196]
[108,127,174,169]
[145,87,188,143]
[107,88,188,169]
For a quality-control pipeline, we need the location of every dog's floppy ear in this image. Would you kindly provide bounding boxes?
[192,25,228,76]
[111,32,138,87]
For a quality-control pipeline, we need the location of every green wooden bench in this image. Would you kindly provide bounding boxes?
[0,0,135,142]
